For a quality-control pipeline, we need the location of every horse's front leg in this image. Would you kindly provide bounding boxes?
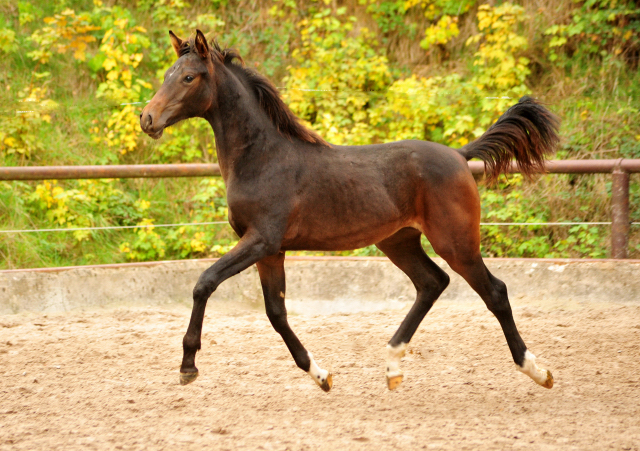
[179,232,276,385]
[256,252,332,392]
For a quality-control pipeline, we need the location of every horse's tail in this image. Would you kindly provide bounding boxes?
[457,96,560,182]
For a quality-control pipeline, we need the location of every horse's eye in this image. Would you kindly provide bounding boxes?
[184,75,194,83]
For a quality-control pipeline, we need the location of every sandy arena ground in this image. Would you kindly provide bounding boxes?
[1,298,639,450]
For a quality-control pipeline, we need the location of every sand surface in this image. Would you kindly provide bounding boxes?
[1,299,639,450]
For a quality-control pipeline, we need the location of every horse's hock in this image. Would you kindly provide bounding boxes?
[1,257,639,315]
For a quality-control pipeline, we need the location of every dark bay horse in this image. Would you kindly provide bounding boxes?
[140,30,559,392]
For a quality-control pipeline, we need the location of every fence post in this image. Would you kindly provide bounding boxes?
[611,164,630,259]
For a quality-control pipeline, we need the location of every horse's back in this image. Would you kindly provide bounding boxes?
[328,139,470,176]
[323,140,474,197]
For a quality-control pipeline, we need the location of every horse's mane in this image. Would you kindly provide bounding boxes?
[178,38,328,146]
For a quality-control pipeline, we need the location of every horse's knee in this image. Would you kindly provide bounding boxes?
[192,283,208,302]
[193,277,218,302]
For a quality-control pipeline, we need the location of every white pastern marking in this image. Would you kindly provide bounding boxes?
[517,350,550,385]
[307,352,329,387]
[386,342,408,379]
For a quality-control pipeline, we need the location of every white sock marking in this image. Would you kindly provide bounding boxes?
[517,350,550,385]
[307,352,329,387]
[386,342,407,379]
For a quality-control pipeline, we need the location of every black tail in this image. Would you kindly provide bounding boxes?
[458,96,560,182]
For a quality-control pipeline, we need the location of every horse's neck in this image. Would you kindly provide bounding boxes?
[205,72,278,180]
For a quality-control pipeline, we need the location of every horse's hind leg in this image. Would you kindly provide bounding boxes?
[415,166,554,389]
[256,252,332,392]
[424,202,554,389]
[376,228,450,389]
[444,253,553,388]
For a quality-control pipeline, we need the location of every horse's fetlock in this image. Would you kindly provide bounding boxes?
[297,356,312,372]
[182,334,201,352]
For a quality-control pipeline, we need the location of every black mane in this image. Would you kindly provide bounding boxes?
[179,38,327,146]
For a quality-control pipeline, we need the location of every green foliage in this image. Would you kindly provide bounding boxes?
[421,15,459,50]
[0,27,17,53]
[467,3,530,94]
[284,3,530,148]
[27,179,145,241]
[544,0,640,63]
[136,0,225,35]
[152,119,215,163]
[405,0,475,19]
[119,218,167,261]
[0,86,56,161]
[283,6,392,145]
[361,0,414,36]
[0,0,639,268]
[475,173,612,259]
[377,2,531,147]
[164,179,237,258]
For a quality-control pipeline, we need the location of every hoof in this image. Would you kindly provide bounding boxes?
[541,370,554,389]
[518,350,554,389]
[387,374,403,390]
[320,373,333,392]
[179,371,199,386]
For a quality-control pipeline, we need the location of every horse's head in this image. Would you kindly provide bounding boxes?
[140,30,215,139]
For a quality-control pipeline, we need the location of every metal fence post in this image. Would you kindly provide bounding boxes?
[611,164,630,259]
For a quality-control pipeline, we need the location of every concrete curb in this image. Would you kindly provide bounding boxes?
[1,257,639,315]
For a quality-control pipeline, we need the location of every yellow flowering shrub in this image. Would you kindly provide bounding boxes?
[91,9,152,154]
[27,8,100,63]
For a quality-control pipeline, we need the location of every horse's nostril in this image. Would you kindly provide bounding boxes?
[141,113,153,129]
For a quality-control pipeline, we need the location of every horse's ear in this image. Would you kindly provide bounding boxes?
[194,29,210,60]
[169,30,184,58]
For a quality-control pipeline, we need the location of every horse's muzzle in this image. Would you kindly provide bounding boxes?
[139,110,164,139]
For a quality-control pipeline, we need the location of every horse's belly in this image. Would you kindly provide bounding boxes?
[281,207,414,251]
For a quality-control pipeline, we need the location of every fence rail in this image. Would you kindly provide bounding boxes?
[1,159,638,258]
[0,163,221,180]
[469,159,640,174]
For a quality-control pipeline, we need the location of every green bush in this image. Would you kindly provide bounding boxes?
[0,0,638,268]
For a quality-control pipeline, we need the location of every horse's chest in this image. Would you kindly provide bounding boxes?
[226,182,292,228]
